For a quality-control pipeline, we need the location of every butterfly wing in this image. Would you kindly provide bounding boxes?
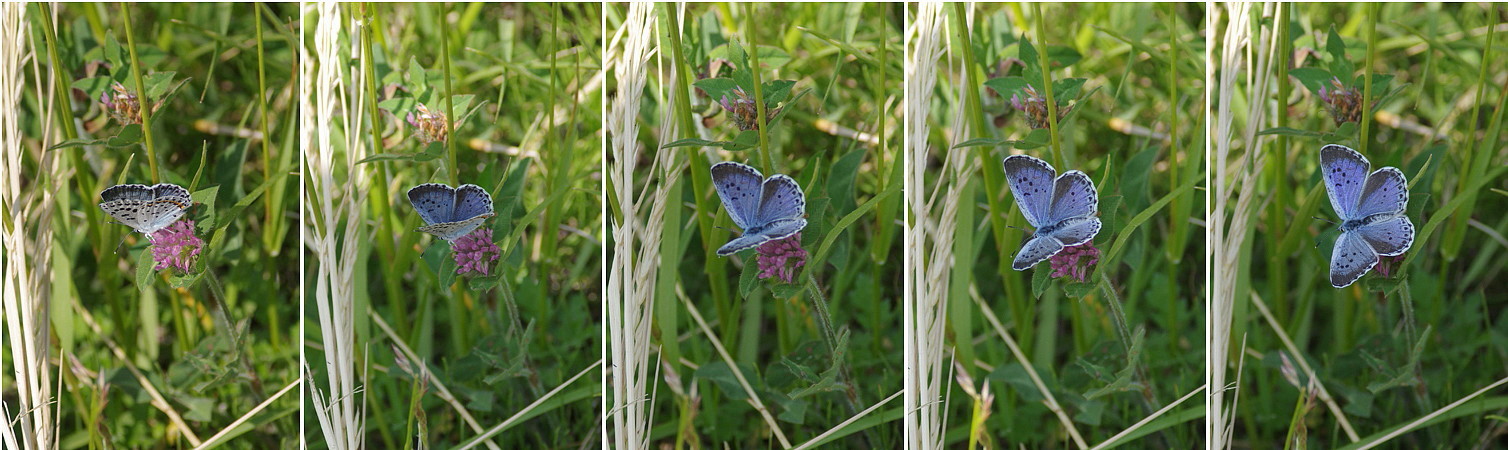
[452,184,497,222]
[756,174,806,225]
[418,215,490,242]
[1047,216,1101,247]
[1003,155,1057,228]
[716,217,806,256]
[408,183,457,225]
[1320,145,1370,221]
[1353,214,1413,257]
[1047,170,1098,224]
[1013,234,1065,271]
[1355,167,1408,219]
[712,162,765,230]
[150,183,191,200]
[101,184,156,202]
[1330,229,1380,288]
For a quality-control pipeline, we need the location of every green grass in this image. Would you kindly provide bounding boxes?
[606,2,903,447]
[301,3,602,448]
[924,3,1205,447]
[9,3,299,447]
[1227,3,1507,448]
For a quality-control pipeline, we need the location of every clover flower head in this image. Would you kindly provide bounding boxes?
[717,87,780,131]
[452,228,501,276]
[756,233,806,284]
[101,82,142,125]
[1049,242,1100,283]
[406,103,449,144]
[149,220,203,273]
[1317,77,1363,125]
[1009,84,1071,130]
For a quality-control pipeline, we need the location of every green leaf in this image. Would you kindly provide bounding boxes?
[1051,78,1088,101]
[1326,25,1353,82]
[1031,262,1052,298]
[135,246,154,293]
[143,72,177,99]
[378,97,418,117]
[1288,67,1333,94]
[1063,281,1096,298]
[693,78,740,104]
[762,80,797,105]
[983,76,1030,98]
[48,124,145,151]
[709,43,791,71]
[191,186,220,232]
[421,241,457,288]
[827,148,865,212]
[407,55,428,97]
[693,361,762,401]
[738,256,759,298]
[987,363,1047,402]
[952,138,1014,149]
[1046,45,1082,68]
[1014,128,1052,150]
[72,76,115,101]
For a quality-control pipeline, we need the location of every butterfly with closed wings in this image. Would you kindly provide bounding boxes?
[99,183,194,235]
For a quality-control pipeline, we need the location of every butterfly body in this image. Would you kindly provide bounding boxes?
[407,183,496,242]
[1319,144,1414,288]
[99,183,193,235]
[711,162,807,256]
[1002,155,1102,271]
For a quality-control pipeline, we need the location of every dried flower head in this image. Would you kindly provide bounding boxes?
[406,103,449,144]
[149,220,203,272]
[452,228,501,276]
[755,233,806,284]
[101,82,142,125]
[717,87,781,131]
[1316,77,1363,125]
[1009,84,1071,129]
[1049,242,1099,283]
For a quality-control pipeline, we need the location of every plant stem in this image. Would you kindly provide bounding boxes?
[255,4,274,238]
[1032,3,1064,169]
[120,3,159,183]
[438,3,459,185]
[804,274,874,447]
[1359,2,1378,153]
[744,3,776,173]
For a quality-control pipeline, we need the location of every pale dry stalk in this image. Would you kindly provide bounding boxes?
[0,4,56,449]
[606,4,662,449]
[303,2,369,448]
[903,3,950,450]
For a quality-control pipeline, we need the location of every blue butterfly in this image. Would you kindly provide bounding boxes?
[711,162,807,256]
[407,183,496,242]
[1320,144,1414,288]
[99,183,193,234]
[1002,155,1102,270]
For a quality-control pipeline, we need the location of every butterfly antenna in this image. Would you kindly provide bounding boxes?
[113,234,128,256]
[715,225,741,236]
[1311,216,1336,224]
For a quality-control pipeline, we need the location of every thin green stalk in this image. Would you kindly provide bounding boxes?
[1282,386,1308,450]
[1032,3,1063,169]
[1359,3,1378,154]
[804,274,874,447]
[946,0,984,375]
[120,3,159,183]
[1441,9,1499,259]
[254,4,276,246]
[438,3,459,185]
[361,2,408,335]
[1268,3,1292,322]
[744,3,776,173]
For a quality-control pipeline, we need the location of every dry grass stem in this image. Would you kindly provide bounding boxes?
[371,313,502,450]
[303,2,369,448]
[71,300,203,446]
[606,4,663,449]
[1355,376,1508,449]
[192,379,302,449]
[1090,385,1207,450]
[2,5,55,449]
[678,288,793,448]
[455,360,605,450]
[791,390,903,450]
[1249,291,1359,440]
[904,4,952,450]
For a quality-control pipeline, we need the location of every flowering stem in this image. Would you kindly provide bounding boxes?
[805,273,874,446]
[120,3,159,183]
[1359,2,1378,153]
[1032,3,1064,169]
[744,3,776,173]
[438,2,459,185]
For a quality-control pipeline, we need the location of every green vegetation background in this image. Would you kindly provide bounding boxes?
[923,3,1205,447]
[13,3,299,448]
[607,2,903,447]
